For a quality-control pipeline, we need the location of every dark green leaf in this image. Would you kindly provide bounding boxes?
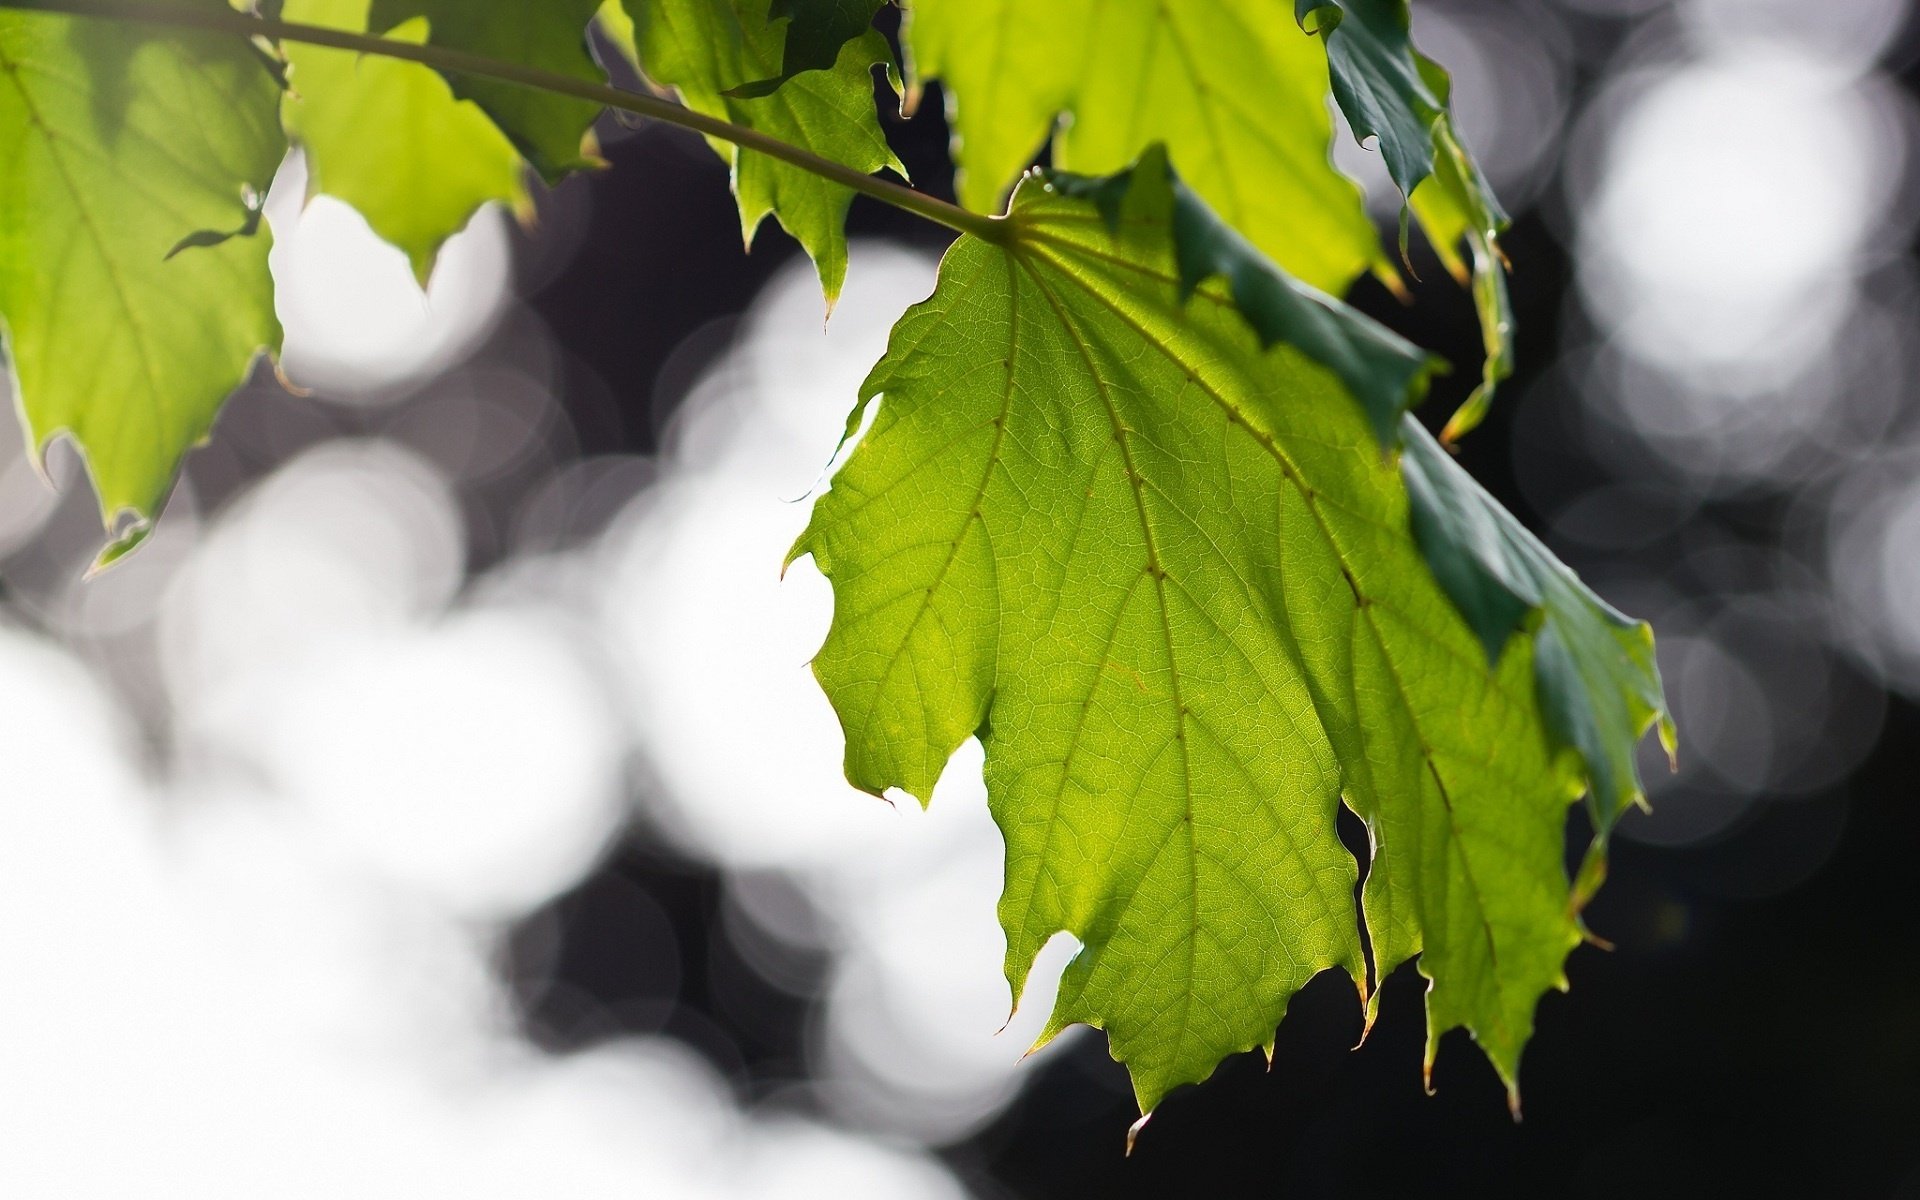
[724,0,883,98]
[1401,425,1674,835]
[369,0,605,181]
[1299,0,1515,434]
[617,0,900,303]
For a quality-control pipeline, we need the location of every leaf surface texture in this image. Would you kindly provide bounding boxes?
[282,0,528,282]
[795,158,1665,1111]
[620,0,901,302]
[906,0,1385,293]
[0,2,282,557]
[369,0,605,181]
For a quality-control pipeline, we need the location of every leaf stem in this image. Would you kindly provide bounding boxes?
[1,0,1006,243]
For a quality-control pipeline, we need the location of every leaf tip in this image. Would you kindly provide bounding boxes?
[1124,1111,1152,1158]
[89,518,153,575]
[1355,976,1380,1049]
[1379,264,1413,305]
[272,358,314,399]
[781,538,811,580]
[1439,385,1491,447]
[1571,837,1609,913]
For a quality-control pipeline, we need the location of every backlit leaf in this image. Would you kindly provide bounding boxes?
[0,3,283,561]
[794,152,1665,1114]
[368,0,605,181]
[619,0,901,304]
[724,0,883,99]
[281,0,529,283]
[904,0,1387,294]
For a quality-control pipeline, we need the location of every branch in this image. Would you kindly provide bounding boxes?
[1,0,1007,242]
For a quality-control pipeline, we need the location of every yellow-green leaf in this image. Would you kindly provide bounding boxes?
[0,4,283,560]
[794,154,1666,1115]
[904,0,1387,294]
[369,0,605,182]
[281,0,529,283]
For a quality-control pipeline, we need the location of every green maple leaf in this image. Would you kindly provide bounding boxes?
[725,0,883,98]
[0,2,283,563]
[1301,0,1514,437]
[618,0,902,304]
[904,0,1386,295]
[281,0,530,283]
[793,151,1667,1115]
[1401,429,1675,843]
[907,0,1516,424]
[368,0,605,182]
[1416,89,1513,442]
[1299,0,1442,203]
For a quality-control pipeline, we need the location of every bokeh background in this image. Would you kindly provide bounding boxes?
[3,0,1918,1193]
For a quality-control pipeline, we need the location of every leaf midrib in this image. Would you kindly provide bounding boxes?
[1014,247,1210,1067]
[1,40,170,463]
[1013,232,1513,1014]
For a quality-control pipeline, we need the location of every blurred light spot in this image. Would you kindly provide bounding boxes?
[1551,0,1669,18]
[1573,53,1896,384]
[598,246,940,871]
[1547,480,1697,551]
[511,455,660,554]
[160,440,465,711]
[1623,630,1762,845]
[244,609,627,920]
[602,473,901,869]
[1684,0,1912,68]
[721,873,830,995]
[1417,3,1574,204]
[600,245,1075,1142]
[812,747,1080,1143]
[1705,596,1886,793]
[1674,632,1774,793]
[268,154,511,396]
[0,622,966,1197]
[385,366,570,488]
[1826,462,1920,696]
